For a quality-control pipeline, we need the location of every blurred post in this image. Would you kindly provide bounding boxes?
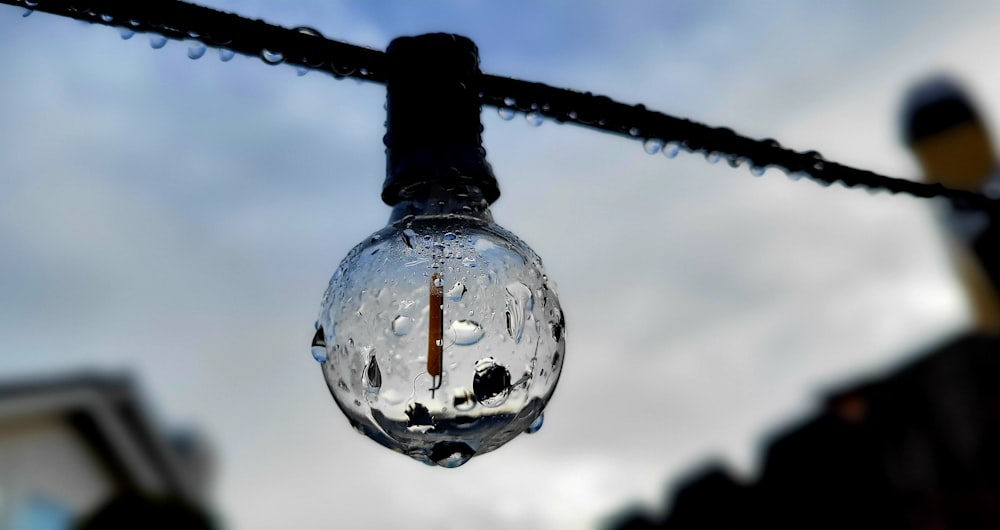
[902,76,1000,332]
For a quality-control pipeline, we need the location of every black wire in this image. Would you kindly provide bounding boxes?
[6,0,996,210]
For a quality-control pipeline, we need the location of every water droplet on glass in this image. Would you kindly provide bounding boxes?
[664,142,681,158]
[504,282,532,343]
[525,413,544,434]
[452,387,476,412]
[149,35,168,49]
[311,327,327,363]
[363,352,381,393]
[445,282,467,302]
[261,49,284,65]
[549,320,563,343]
[99,14,113,23]
[443,232,457,241]
[391,315,413,336]
[525,112,543,127]
[187,43,207,60]
[498,107,515,121]
[705,152,721,164]
[430,441,475,468]
[473,357,511,408]
[446,320,484,346]
[402,228,417,249]
[643,138,664,155]
[119,28,135,40]
[218,48,235,62]
[295,66,309,77]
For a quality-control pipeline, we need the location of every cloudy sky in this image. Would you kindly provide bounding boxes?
[1,1,999,528]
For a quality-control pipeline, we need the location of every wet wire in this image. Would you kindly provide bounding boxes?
[5,0,997,210]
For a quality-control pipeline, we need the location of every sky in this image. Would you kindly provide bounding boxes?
[0,1,999,528]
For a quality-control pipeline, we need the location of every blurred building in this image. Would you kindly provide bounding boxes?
[0,373,213,529]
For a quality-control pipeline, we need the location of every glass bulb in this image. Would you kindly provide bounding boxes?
[315,208,564,467]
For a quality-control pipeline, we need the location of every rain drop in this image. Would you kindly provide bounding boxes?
[473,357,511,408]
[446,320,484,346]
[750,165,766,177]
[22,9,31,17]
[445,282,466,302]
[119,28,135,40]
[149,35,168,49]
[443,232,457,241]
[503,96,516,106]
[643,138,664,155]
[310,327,327,363]
[99,13,112,22]
[663,142,681,158]
[295,66,309,77]
[391,315,413,336]
[525,112,543,127]
[705,152,722,164]
[525,413,544,434]
[498,107,515,121]
[629,127,641,137]
[430,441,475,468]
[218,48,235,62]
[187,44,207,60]
[363,352,381,393]
[25,0,38,6]
[504,282,532,343]
[261,49,284,65]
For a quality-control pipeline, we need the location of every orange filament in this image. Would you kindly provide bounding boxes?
[428,273,444,396]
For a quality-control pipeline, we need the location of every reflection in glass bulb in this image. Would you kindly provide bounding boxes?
[315,214,565,467]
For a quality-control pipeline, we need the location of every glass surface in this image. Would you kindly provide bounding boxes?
[317,213,565,467]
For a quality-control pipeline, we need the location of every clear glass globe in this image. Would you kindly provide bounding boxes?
[314,213,565,467]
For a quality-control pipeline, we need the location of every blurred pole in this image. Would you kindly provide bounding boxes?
[903,76,1000,332]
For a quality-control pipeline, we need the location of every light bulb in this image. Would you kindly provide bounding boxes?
[312,34,565,467]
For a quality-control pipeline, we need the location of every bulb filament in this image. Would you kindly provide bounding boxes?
[428,272,444,397]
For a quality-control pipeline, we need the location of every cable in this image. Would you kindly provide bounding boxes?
[5,0,996,209]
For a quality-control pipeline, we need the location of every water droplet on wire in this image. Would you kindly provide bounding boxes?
[149,35,168,49]
[295,66,309,77]
[498,107,515,121]
[525,112,543,127]
[705,152,721,164]
[663,142,681,158]
[99,14,113,23]
[750,165,766,177]
[261,49,284,65]
[187,43,207,60]
[25,0,38,6]
[218,48,235,62]
[21,8,32,17]
[643,138,664,155]
[119,28,135,40]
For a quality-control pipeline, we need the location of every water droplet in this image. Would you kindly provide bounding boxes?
[433,275,444,288]
[119,28,135,40]
[473,357,511,408]
[430,441,475,468]
[525,112,543,127]
[149,35,168,49]
[504,282,532,343]
[446,320,484,346]
[295,66,309,77]
[452,387,476,412]
[443,232,457,241]
[218,48,235,62]
[498,107,515,121]
[705,152,721,164]
[25,0,38,6]
[21,8,31,17]
[402,228,417,249]
[128,19,140,27]
[503,96,516,106]
[549,320,563,343]
[663,142,681,158]
[261,49,284,65]
[310,327,327,363]
[525,413,544,434]
[391,315,413,336]
[445,282,467,302]
[99,13,112,22]
[750,165,766,177]
[363,352,381,393]
[643,138,664,155]
[629,127,640,137]
[295,26,323,38]
[187,44,207,60]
